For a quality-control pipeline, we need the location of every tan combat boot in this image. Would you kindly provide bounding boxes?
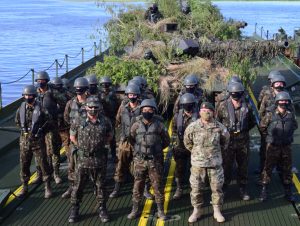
[213,205,225,223]
[188,207,202,223]
[31,167,42,184]
[127,202,141,219]
[44,181,53,199]
[62,184,73,199]
[18,183,28,197]
[173,178,183,200]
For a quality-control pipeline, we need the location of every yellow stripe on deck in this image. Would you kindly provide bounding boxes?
[4,147,66,207]
[138,120,174,226]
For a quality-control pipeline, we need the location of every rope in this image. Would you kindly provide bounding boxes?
[1,69,31,85]
[69,48,83,59]
[44,60,56,71]
[57,58,65,68]
[85,46,94,53]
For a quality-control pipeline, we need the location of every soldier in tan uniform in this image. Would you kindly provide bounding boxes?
[184,102,229,223]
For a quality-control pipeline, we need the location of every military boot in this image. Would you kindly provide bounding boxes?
[284,184,295,202]
[259,185,267,202]
[68,204,79,223]
[31,166,42,184]
[99,203,110,223]
[17,183,28,197]
[44,180,53,199]
[143,183,154,200]
[109,182,120,198]
[173,178,183,200]
[213,205,225,223]
[188,207,202,223]
[239,185,250,201]
[54,166,62,184]
[62,184,73,199]
[127,202,141,219]
[157,203,168,221]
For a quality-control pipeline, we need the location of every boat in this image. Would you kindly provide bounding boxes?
[0,1,300,225]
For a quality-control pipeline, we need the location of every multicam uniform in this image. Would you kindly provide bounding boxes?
[184,119,229,208]
[216,97,256,187]
[130,115,170,205]
[15,101,51,184]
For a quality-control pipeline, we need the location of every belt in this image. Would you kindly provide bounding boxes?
[136,153,154,160]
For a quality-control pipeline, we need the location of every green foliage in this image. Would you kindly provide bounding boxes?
[157,0,181,18]
[87,56,165,93]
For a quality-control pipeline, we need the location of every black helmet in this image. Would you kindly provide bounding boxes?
[180,93,196,104]
[22,85,37,96]
[99,76,112,84]
[140,99,157,111]
[125,84,140,95]
[35,71,50,82]
[133,76,147,88]
[227,82,245,92]
[271,74,286,86]
[62,78,70,89]
[51,77,63,86]
[268,70,281,80]
[128,79,142,88]
[86,74,98,85]
[228,75,242,84]
[183,74,199,86]
[275,91,291,102]
[86,96,101,108]
[74,77,89,88]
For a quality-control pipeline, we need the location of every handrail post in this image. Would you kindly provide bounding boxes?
[261,26,263,38]
[55,59,59,77]
[254,23,257,35]
[0,82,2,109]
[94,42,97,57]
[65,54,69,73]
[81,48,84,64]
[266,30,269,40]
[31,68,35,85]
[99,40,102,55]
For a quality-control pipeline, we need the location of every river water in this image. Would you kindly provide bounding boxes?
[1,0,300,106]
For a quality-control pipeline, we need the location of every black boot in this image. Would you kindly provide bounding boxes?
[127,202,141,219]
[259,185,267,202]
[68,204,79,223]
[239,185,250,201]
[173,178,183,200]
[144,183,154,200]
[284,184,295,202]
[157,203,168,221]
[99,203,110,223]
[109,182,121,198]
[32,166,42,184]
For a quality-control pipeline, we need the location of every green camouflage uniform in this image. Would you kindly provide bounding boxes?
[130,115,170,204]
[172,110,198,185]
[259,108,298,185]
[184,119,229,207]
[15,101,51,183]
[70,114,112,206]
[216,98,256,186]
[257,85,271,110]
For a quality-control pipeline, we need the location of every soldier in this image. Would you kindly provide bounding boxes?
[35,71,63,184]
[132,75,155,100]
[173,74,206,114]
[68,96,112,223]
[184,102,229,223]
[216,82,256,200]
[172,93,199,200]
[259,92,298,202]
[127,99,170,220]
[257,70,281,109]
[144,3,163,23]
[258,74,292,173]
[15,85,52,198]
[99,76,118,162]
[109,84,141,198]
[62,77,89,199]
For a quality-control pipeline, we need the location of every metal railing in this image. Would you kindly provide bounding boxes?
[0,40,105,109]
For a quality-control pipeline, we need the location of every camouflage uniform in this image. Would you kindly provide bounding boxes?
[130,115,170,205]
[257,85,271,109]
[184,119,229,207]
[216,97,256,187]
[70,114,112,210]
[259,108,298,185]
[113,102,141,183]
[173,88,206,114]
[15,101,51,185]
[172,109,198,186]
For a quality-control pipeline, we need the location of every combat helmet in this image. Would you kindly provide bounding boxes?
[228,75,242,84]
[86,74,98,85]
[183,74,199,86]
[62,78,70,89]
[271,74,286,86]
[133,76,147,88]
[125,84,140,95]
[35,71,50,82]
[22,85,37,96]
[275,91,291,102]
[227,82,245,93]
[99,76,112,85]
[140,99,157,111]
[268,70,281,81]
[74,77,89,88]
[180,93,196,104]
